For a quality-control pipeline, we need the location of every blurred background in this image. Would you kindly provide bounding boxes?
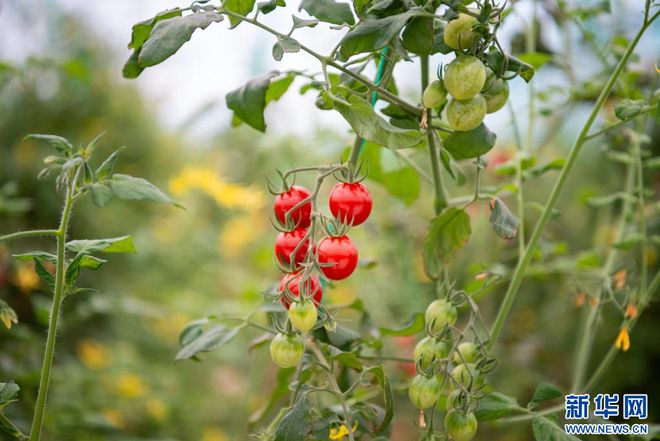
[0,0,658,440]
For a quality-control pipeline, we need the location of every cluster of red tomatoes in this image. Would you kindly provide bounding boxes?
[268,180,373,368]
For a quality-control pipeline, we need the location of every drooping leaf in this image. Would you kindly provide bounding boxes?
[379,313,425,336]
[272,37,301,61]
[275,395,311,441]
[300,0,355,25]
[334,95,423,149]
[176,324,241,360]
[363,366,393,433]
[475,392,522,421]
[108,174,179,206]
[138,12,224,67]
[258,0,286,14]
[528,383,562,409]
[226,72,279,132]
[517,52,552,70]
[24,134,73,155]
[292,15,319,29]
[128,8,183,50]
[485,49,536,82]
[444,124,497,160]
[225,0,257,27]
[327,346,364,371]
[423,208,471,278]
[66,236,137,255]
[402,16,434,55]
[339,11,416,58]
[532,416,581,441]
[89,183,113,207]
[489,198,519,240]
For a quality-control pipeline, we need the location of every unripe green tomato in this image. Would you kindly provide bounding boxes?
[425,299,458,334]
[446,95,487,132]
[445,409,478,441]
[423,80,448,109]
[452,342,478,364]
[481,74,509,113]
[451,363,484,389]
[289,301,318,332]
[446,389,464,411]
[269,333,304,368]
[409,374,442,409]
[445,56,486,100]
[414,336,451,370]
[443,14,479,50]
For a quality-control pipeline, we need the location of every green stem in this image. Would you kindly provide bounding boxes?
[0,230,59,242]
[29,171,79,441]
[487,11,657,350]
[421,55,447,214]
[584,106,654,141]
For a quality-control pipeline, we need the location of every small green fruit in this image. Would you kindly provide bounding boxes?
[445,409,478,441]
[445,56,486,100]
[481,73,510,113]
[450,363,484,389]
[289,301,318,332]
[423,80,448,109]
[270,333,304,368]
[414,336,451,370]
[446,95,487,132]
[409,374,442,409]
[452,342,478,364]
[443,14,479,50]
[425,299,458,334]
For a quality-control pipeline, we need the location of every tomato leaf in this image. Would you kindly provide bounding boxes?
[89,183,113,207]
[299,0,355,25]
[528,383,562,409]
[108,174,181,207]
[379,313,425,336]
[95,147,124,181]
[0,382,19,411]
[356,142,420,204]
[532,416,581,441]
[517,51,552,70]
[24,134,73,155]
[363,366,393,433]
[485,49,536,82]
[273,37,301,61]
[444,123,497,160]
[475,392,522,421]
[128,8,182,50]
[489,198,519,240]
[258,0,286,14]
[0,413,25,440]
[614,98,648,120]
[66,236,137,254]
[137,12,224,68]
[334,95,423,149]
[327,346,364,371]
[402,16,434,55]
[226,72,280,132]
[176,324,241,360]
[423,208,471,279]
[225,0,257,27]
[275,395,311,441]
[339,11,416,58]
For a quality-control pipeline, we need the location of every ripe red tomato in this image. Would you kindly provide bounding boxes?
[274,185,312,228]
[317,235,358,280]
[275,228,310,268]
[329,183,373,226]
[279,273,322,309]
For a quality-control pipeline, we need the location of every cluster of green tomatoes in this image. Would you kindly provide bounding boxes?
[409,297,489,441]
[268,178,373,368]
[423,13,510,131]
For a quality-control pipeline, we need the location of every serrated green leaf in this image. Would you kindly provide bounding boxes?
[528,383,562,409]
[66,236,137,254]
[489,198,519,240]
[423,208,471,278]
[138,12,224,67]
[108,174,179,206]
[300,0,354,25]
[444,124,497,160]
[334,95,423,149]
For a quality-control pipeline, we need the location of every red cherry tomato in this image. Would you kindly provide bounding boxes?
[317,235,358,280]
[279,273,322,309]
[275,228,310,268]
[274,185,312,228]
[328,182,373,226]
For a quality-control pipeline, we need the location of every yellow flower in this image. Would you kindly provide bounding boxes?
[101,408,126,428]
[12,262,40,293]
[146,399,167,420]
[169,167,265,211]
[218,214,265,256]
[615,326,630,352]
[116,374,147,398]
[201,427,229,441]
[329,423,357,440]
[76,339,110,369]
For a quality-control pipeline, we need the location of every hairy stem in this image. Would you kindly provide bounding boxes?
[0,230,59,242]
[29,169,80,441]
[487,9,657,350]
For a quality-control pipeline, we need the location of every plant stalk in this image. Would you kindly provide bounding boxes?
[487,10,657,350]
[0,230,59,243]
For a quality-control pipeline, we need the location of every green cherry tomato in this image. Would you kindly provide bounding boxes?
[446,389,464,411]
[450,363,484,389]
[269,333,304,368]
[423,80,448,109]
[425,299,458,334]
[444,56,486,100]
[443,14,479,50]
[409,374,442,410]
[414,336,451,370]
[481,73,510,113]
[289,301,318,332]
[446,95,487,132]
[452,342,478,364]
[445,409,478,441]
